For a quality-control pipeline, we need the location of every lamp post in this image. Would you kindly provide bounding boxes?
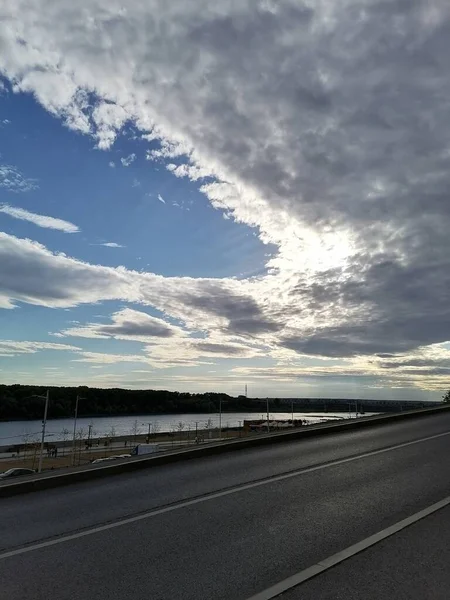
[28,390,49,474]
[266,398,270,433]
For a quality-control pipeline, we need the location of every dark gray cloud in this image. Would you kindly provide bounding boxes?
[281,245,450,358]
[187,286,281,335]
[62,308,179,341]
[379,358,450,370]
[195,342,247,356]
[98,319,173,338]
[0,232,132,308]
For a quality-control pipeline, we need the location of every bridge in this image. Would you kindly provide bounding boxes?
[0,408,449,599]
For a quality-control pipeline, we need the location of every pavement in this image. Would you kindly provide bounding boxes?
[0,411,449,600]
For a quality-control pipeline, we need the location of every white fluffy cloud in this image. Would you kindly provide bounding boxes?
[0,339,79,357]
[2,1,450,392]
[0,204,79,233]
[120,153,136,167]
[0,164,38,193]
[95,242,125,248]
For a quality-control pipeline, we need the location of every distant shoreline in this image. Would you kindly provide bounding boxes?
[0,405,366,423]
[0,383,441,422]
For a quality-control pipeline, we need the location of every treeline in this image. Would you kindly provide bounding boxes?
[0,384,279,421]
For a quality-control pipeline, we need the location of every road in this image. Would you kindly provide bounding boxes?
[0,411,449,600]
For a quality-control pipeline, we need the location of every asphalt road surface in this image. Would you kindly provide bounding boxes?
[281,504,450,600]
[1,411,449,600]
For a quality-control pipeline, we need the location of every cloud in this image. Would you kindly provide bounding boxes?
[157,194,165,204]
[120,153,136,167]
[143,339,262,368]
[108,161,115,168]
[61,305,263,366]
[95,242,125,248]
[194,341,255,356]
[0,164,38,193]
[187,288,280,335]
[0,232,269,334]
[0,203,79,233]
[2,2,450,392]
[0,339,79,357]
[72,351,149,364]
[0,232,140,309]
[62,308,182,341]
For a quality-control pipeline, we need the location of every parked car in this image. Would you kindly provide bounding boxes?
[0,468,35,480]
[91,454,131,464]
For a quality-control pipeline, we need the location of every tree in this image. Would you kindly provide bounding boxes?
[106,426,116,447]
[30,434,40,470]
[21,431,32,461]
[171,424,177,448]
[76,428,86,466]
[60,428,70,456]
[443,391,450,403]
[151,422,161,435]
[177,421,185,440]
[130,420,141,446]
[204,418,214,440]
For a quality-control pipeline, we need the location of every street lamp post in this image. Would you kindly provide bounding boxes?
[219,399,222,441]
[24,391,51,473]
[266,398,270,433]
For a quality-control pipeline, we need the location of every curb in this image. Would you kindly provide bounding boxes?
[1,404,449,498]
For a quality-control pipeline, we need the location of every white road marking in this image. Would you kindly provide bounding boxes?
[1,429,449,561]
[245,495,450,600]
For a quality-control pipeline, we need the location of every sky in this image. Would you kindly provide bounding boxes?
[0,0,449,400]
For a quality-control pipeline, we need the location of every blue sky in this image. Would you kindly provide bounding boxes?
[1,1,450,400]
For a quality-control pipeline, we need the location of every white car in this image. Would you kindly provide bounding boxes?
[91,454,131,464]
[0,468,35,480]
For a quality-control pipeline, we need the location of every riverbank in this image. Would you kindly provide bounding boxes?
[0,410,364,449]
[0,426,246,472]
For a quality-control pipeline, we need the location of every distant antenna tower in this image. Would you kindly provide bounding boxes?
[245,384,248,397]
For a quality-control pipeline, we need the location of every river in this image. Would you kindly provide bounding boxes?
[0,411,367,445]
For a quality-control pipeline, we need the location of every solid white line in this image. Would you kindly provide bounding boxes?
[1,429,449,561]
[245,495,450,600]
